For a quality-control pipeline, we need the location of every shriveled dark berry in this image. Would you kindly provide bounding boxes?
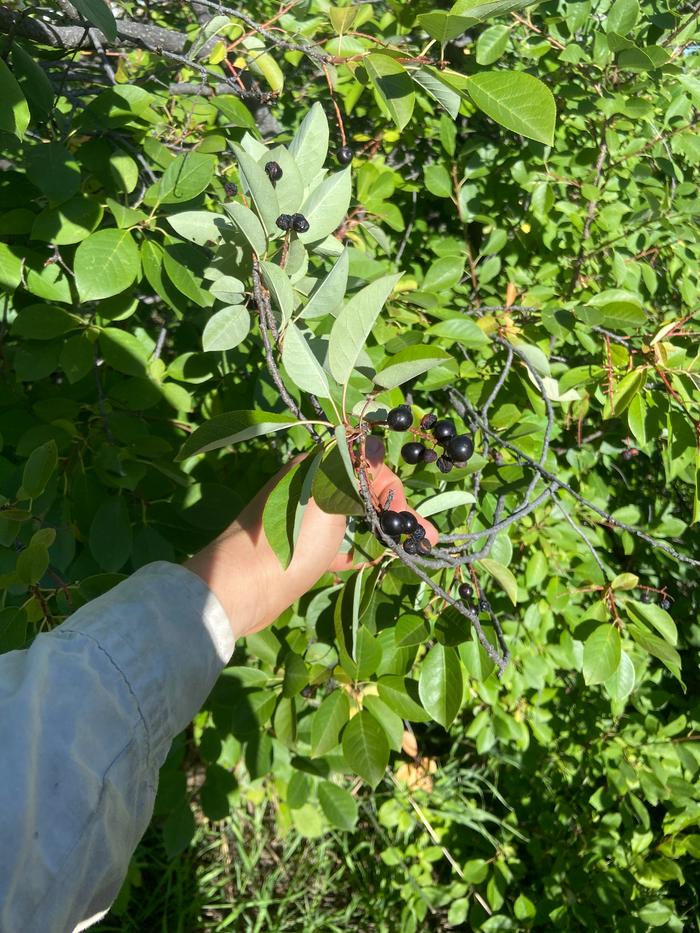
[421,413,437,430]
[416,538,431,555]
[292,213,310,233]
[458,582,473,601]
[478,598,490,612]
[265,160,283,183]
[276,213,293,231]
[640,590,652,604]
[447,434,474,463]
[337,146,354,166]
[403,538,418,555]
[402,442,425,465]
[301,685,317,698]
[421,448,438,464]
[380,510,404,536]
[436,456,453,474]
[387,405,413,431]
[412,524,426,542]
[660,597,671,610]
[399,511,417,535]
[433,419,456,443]
[223,181,238,198]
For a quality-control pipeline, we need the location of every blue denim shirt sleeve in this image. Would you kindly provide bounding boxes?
[0,561,234,933]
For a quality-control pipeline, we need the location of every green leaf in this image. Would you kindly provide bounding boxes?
[287,770,311,809]
[260,261,294,322]
[625,600,677,646]
[341,710,389,787]
[352,627,382,680]
[167,211,225,247]
[374,346,453,390]
[328,274,401,384]
[75,229,139,301]
[282,323,331,398]
[583,624,621,685]
[11,43,54,119]
[299,168,352,244]
[32,196,103,245]
[424,163,453,198]
[282,652,308,697]
[301,249,349,320]
[627,623,683,683]
[100,327,149,377]
[395,614,430,648]
[476,25,510,65]
[288,102,329,182]
[451,0,536,20]
[11,305,81,340]
[362,695,404,751]
[0,243,22,292]
[417,490,475,517]
[177,410,300,459]
[318,782,359,830]
[151,152,216,205]
[610,572,639,591]
[424,256,466,292]
[411,67,462,119]
[224,201,266,255]
[465,71,556,145]
[604,650,635,701]
[16,543,49,586]
[311,690,350,756]
[417,13,472,44]
[202,306,250,352]
[263,453,320,569]
[581,290,646,331]
[26,143,81,203]
[71,0,117,40]
[0,58,30,139]
[605,0,639,34]
[425,318,489,346]
[603,368,647,420]
[18,440,57,500]
[377,676,430,722]
[89,497,132,572]
[478,558,518,604]
[418,644,463,728]
[365,54,415,131]
[312,443,364,516]
[233,145,280,236]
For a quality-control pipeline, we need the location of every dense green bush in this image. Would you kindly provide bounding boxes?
[1,0,699,928]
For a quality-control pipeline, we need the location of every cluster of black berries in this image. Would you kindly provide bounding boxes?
[641,590,672,610]
[379,509,431,555]
[276,213,310,233]
[458,582,490,612]
[385,405,474,473]
[265,161,283,184]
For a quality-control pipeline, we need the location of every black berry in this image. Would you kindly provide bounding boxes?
[640,591,652,604]
[421,413,437,430]
[447,434,474,463]
[380,510,404,536]
[433,419,457,443]
[412,524,426,542]
[292,213,310,233]
[223,181,238,198]
[387,405,413,431]
[458,583,473,601]
[660,597,671,610]
[416,538,431,555]
[402,442,425,465]
[337,146,354,166]
[403,538,418,555]
[399,511,417,535]
[436,456,453,474]
[265,161,283,183]
[421,448,438,464]
[478,598,490,612]
[276,213,293,231]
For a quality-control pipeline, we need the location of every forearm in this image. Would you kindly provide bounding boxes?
[0,562,232,933]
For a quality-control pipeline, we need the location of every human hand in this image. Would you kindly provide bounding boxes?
[185,435,437,639]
